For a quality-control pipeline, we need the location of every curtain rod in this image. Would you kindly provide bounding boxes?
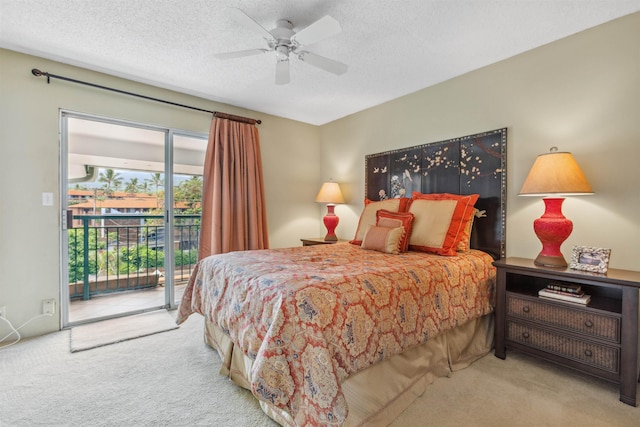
[31,68,261,125]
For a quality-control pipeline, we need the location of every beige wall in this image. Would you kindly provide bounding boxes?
[321,13,639,272]
[0,49,321,338]
[1,13,638,340]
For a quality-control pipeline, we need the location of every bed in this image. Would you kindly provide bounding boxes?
[177,128,507,426]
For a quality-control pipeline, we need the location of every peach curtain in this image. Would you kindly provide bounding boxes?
[198,115,269,259]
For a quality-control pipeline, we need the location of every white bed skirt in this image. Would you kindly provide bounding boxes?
[204,314,494,426]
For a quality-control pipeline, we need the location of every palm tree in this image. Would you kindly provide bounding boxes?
[91,187,106,214]
[124,178,140,195]
[98,168,123,197]
[146,173,164,208]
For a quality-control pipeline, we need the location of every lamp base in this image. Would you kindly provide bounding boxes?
[323,204,339,241]
[534,254,568,268]
[533,197,572,268]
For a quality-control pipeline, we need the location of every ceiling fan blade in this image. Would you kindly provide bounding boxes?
[225,8,276,42]
[275,60,290,85]
[215,48,268,60]
[292,15,342,46]
[298,51,348,75]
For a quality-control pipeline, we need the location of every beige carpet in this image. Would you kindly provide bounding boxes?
[1,312,638,426]
[70,309,178,352]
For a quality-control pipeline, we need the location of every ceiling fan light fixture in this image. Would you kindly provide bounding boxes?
[217,8,348,84]
[275,45,290,61]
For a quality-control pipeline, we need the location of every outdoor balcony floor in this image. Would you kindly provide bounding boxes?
[69,283,187,324]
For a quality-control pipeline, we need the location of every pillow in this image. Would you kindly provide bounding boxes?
[361,225,404,254]
[350,198,410,245]
[376,209,415,253]
[407,193,479,256]
[456,208,479,252]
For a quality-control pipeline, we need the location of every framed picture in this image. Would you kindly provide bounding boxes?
[569,246,611,274]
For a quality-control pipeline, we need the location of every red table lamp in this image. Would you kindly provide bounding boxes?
[315,181,345,241]
[519,148,593,268]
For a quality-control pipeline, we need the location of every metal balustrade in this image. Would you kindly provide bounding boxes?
[68,214,200,300]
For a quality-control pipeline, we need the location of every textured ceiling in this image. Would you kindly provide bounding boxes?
[1,1,639,125]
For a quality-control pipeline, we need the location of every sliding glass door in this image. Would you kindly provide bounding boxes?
[170,132,207,306]
[61,111,206,326]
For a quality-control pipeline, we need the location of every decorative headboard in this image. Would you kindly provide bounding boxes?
[365,128,507,260]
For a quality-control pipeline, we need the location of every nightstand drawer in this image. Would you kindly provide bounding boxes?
[506,293,620,343]
[507,321,620,374]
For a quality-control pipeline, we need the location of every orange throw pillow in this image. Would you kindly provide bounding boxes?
[376,209,414,253]
[456,208,478,252]
[407,193,479,256]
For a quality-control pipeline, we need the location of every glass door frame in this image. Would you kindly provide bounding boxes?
[59,110,206,327]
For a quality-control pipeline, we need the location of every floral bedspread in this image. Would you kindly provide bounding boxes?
[177,243,495,426]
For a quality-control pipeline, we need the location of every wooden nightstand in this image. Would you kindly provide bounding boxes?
[300,237,346,246]
[494,257,640,406]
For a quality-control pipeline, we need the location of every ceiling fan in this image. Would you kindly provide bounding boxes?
[215,8,348,85]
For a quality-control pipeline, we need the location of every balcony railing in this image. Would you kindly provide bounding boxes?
[68,214,200,300]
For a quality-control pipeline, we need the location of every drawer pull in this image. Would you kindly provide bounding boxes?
[584,349,593,357]
[522,306,530,313]
[522,332,530,339]
[584,320,594,328]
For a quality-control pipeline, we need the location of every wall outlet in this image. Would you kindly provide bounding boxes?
[42,299,55,316]
[0,306,6,318]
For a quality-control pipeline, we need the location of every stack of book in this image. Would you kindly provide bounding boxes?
[538,282,591,305]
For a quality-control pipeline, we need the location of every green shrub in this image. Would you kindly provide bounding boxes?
[118,246,164,272]
[175,249,198,266]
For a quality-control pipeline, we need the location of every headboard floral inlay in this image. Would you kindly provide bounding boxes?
[365,128,507,259]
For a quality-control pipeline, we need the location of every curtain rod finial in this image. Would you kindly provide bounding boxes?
[31,68,50,83]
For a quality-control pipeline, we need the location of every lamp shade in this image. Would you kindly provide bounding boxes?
[519,151,593,196]
[315,182,345,204]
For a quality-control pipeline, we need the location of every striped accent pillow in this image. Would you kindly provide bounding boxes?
[361,225,404,254]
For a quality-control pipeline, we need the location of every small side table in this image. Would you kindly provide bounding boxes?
[300,237,346,246]
[494,257,640,406]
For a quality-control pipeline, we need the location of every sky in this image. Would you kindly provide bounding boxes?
[69,168,197,189]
